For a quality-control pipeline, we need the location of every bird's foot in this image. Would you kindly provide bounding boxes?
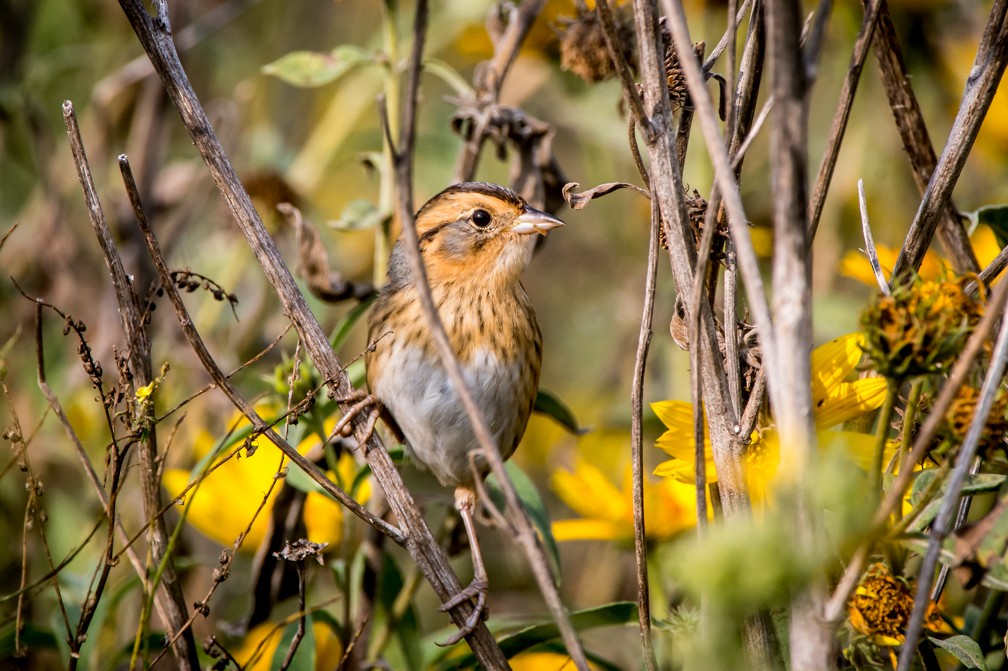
[437,576,489,646]
[330,389,381,445]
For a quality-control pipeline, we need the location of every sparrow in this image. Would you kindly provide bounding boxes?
[365,181,563,643]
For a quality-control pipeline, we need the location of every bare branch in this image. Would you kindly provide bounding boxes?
[807,0,882,237]
[891,0,1007,278]
[857,180,891,296]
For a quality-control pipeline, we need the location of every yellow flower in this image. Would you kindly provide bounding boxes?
[510,651,599,670]
[653,334,888,501]
[233,619,343,671]
[551,455,699,543]
[163,407,370,552]
[841,225,1000,287]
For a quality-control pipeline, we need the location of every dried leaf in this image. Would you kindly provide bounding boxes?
[278,203,374,303]
[562,181,649,210]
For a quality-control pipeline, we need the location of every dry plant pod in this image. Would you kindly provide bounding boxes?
[557,4,636,83]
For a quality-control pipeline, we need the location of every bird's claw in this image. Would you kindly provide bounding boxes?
[330,390,381,445]
[437,577,489,646]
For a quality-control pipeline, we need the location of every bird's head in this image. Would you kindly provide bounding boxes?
[389,182,564,288]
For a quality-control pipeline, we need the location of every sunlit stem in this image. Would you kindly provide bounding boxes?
[376,0,402,285]
[894,378,925,500]
[872,380,900,495]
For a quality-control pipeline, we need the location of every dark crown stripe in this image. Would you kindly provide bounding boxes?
[416,181,524,219]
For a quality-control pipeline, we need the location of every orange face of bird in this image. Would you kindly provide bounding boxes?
[415,183,564,285]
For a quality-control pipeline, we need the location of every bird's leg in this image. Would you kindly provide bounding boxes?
[438,486,489,646]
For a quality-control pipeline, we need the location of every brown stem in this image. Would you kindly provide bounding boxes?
[629,201,662,671]
[62,100,198,670]
[763,0,830,664]
[807,0,882,237]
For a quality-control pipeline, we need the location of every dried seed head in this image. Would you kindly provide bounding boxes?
[860,274,984,380]
[659,19,705,109]
[941,384,1008,458]
[558,4,636,84]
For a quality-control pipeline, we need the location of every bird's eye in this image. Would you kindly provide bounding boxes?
[471,209,492,228]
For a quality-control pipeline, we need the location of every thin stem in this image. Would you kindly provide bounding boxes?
[872,381,899,494]
[629,199,661,671]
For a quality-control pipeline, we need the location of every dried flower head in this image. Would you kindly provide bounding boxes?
[848,563,943,646]
[942,384,1008,458]
[658,18,705,109]
[558,4,636,84]
[860,274,984,380]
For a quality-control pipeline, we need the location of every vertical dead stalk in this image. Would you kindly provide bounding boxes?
[628,201,662,671]
[762,0,830,666]
[62,100,198,670]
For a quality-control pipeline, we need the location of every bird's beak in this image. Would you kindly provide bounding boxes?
[510,207,565,235]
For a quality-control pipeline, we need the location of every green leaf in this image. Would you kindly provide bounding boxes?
[423,58,475,96]
[372,554,423,671]
[330,292,377,351]
[430,602,636,670]
[485,463,562,583]
[970,204,1008,248]
[329,199,388,231]
[0,621,58,660]
[533,389,585,434]
[262,45,372,87]
[927,634,988,670]
[270,616,317,671]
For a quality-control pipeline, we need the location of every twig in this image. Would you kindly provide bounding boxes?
[113,2,507,663]
[33,313,154,596]
[891,0,1007,279]
[454,0,548,181]
[857,180,891,296]
[896,280,1008,671]
[597,0,651,136]
[660,0,778,389]
[629,200,662,671]
[62,99,198,670]
[386,1,585,664]
[807,0,882,237]
[731,97,772,170]
[868,0,979,273]
[702,0,755,71]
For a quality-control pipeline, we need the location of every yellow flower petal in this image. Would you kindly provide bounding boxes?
[654,456,715,483]
[551,518,623,542]
[814,376,888,428]
[551,459,627,522]
[810,333,865,400]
